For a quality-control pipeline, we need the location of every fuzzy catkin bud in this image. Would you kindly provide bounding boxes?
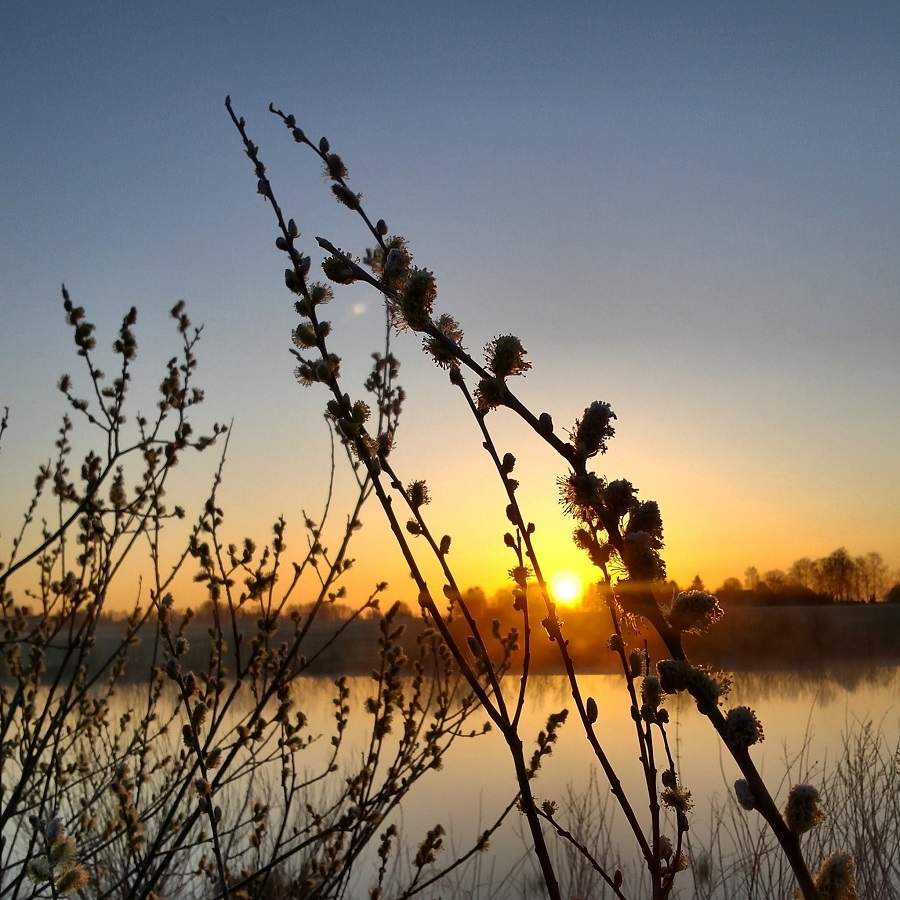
[813,851,858,900]
[484,334,531,379]
[628,649,643,678]
[657,660,730,713]
[475,377,506,413]
[620,530,666,581]
[641,675,662,710]
[27,858,52,882]
[322,255,357,285]
[724,706,764,749]
[784,784,825,834]
[383,241,410,279]
[309,282,333,305]
[604,479,636,519]
[668,590,724,634]
[56,865,89,893]
[660,785,693,813]
[325,153,347,179]
[285,268,302,293]
[572,401,616,458]
[407,480,430,509]
[734,778,756,810]
[45,817,65,841]
[658,660,689,693]
[625,499,664,539]
[292,323,318,348]
[49,836,76,866]
[398,269,436,331]
[659,835,673,860]
[423,313,464,368]
[332,184,360,209]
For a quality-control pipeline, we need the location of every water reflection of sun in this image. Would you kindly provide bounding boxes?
[549,571,583,607]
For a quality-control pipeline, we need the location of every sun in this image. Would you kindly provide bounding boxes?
[549,571,583,607]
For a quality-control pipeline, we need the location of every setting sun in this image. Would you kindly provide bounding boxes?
[549,571,583,607]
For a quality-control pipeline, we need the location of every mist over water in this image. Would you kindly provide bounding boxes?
[393,666,899,896]
[98,664,899,897]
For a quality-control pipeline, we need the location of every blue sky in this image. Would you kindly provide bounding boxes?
[2,1,898,595]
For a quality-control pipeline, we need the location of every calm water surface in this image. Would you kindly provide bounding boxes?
[281,664,900,896]
[43,665,895,897]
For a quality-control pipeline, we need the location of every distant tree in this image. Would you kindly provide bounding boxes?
[788,557,817,590]
[744,566,760,590]
[763,569,788,592]
[689,574,705,591]
[858,552,890,601]
[885,583,900,604]
[309,601,355,622]
[463,586,488,618]
[361,600,414,620]
[717,577,743,595]
[852,556,864,600]
[820,547,856,602]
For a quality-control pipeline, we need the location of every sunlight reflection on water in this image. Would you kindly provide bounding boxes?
[95,665,900,897]
[272,665,899,896]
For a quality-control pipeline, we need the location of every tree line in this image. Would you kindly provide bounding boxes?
[707,548,898,605]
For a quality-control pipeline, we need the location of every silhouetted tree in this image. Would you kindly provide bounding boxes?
[764,569,788,592]
[858,552,890,601]
[820,548,856,602]
[717,577,743,596]
[462,586,488,618]
[744,566,760,590]
[788,557,819,590]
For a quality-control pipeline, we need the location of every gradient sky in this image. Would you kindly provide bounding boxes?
[2,1,899,606]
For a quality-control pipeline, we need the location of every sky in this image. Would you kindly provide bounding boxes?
[1,1,899,607]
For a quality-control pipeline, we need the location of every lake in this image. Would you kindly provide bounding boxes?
[271,663,900,897]
[10,663,897,898]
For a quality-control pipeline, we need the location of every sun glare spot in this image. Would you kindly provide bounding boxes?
[550,571,582,607]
